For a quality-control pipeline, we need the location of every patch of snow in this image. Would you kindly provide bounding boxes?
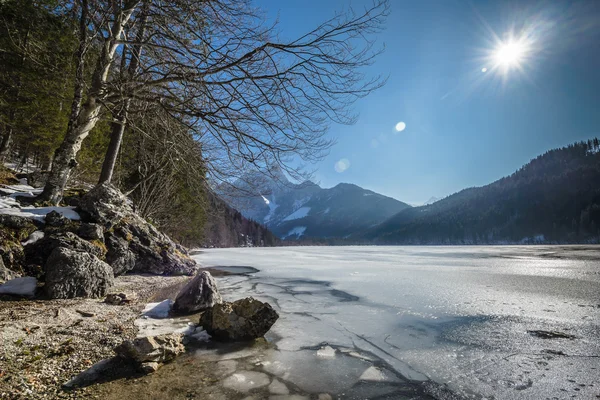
[178,324,211,342]
[282,207,310,221]
[0,277,37,297]
[363,193,374,197]
[4,161,36,174]
[0,185,80,221]
[135,299,200,338]
[22,231,44,245]
[282,226,306,239]
[142,299,173,318]
[0,196,20,209]
[263,194,279,224]
[323,207,330,214]
[0,205,80,221]
[292,195,312,210]
[2,184,40,196]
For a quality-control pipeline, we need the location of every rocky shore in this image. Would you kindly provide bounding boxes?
[0,171,279,399]
[0,274,189,399]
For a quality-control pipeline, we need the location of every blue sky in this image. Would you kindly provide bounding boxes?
[257,0,600,204]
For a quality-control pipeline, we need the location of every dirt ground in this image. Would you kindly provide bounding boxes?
[0,274,190,399]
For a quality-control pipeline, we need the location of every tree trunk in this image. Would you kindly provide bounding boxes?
[98,108,127,183]
[38,1,139,204]
[0,126,13,161]
[99,1,148,184]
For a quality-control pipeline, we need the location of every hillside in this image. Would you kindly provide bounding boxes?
[201,192,279,248]
[220,170,411,240]
[364,140,600,244]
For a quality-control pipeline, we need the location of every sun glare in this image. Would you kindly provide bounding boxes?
[494,41,525,66]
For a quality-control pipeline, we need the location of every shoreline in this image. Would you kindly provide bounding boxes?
[0,274,190,399]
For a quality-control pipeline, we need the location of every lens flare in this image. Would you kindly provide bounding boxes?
[494,40,527,67]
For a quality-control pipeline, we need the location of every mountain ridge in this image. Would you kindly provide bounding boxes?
[363,139,600,244]
[219,171,411,240]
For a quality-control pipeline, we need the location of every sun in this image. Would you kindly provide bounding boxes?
[494,41,525,66]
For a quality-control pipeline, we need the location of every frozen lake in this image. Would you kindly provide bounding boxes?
[195,246,600,399]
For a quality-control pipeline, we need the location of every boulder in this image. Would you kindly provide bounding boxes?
[0,276,36,297]
[77,222,104,241]
[78,183,198,276]
[78,183,132,229]
[26,170,49,187]
[0,216,38,273]
[45,210,69,227]
[0,214,42,231]
[173,271,222,314]
[114,333,185,372]
[104,233,136,275]
[24,232,106,267]
[45,247,114,299]
[199,297,279,341]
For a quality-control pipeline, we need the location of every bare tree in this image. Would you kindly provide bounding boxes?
[38,0,140,202]
[40,0,388,204]
[98,0,150,184]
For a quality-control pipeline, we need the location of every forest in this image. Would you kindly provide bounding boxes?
[0,0,387,247]
[366,139,600,244]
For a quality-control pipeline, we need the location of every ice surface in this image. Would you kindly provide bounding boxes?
[316,346,335,358]
[268,379,289,395]
[283,207,310,221]
[221,371,270,392]
[0,277,37,297]
[196,246,600,400]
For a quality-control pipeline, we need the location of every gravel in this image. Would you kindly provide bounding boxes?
[0,274,190,399]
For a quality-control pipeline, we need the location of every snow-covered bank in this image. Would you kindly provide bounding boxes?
[0,183,80,221]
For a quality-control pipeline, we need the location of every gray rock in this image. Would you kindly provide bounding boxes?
[140,362,160,373]
[0,257,20,284]
[79,183,198,276]
[105,292,137,305]
[0,214,43,230]
[173,271,222,314]
[26,170,49,187]
[114,333,185,370]
[45,210,69,227]
[63,358,114,389]
[45,247,114,299]
[78,223,104,241]
[199,297,279,341]
[78,183,132,229]
[104,232,136,275]
[24,232,106,267]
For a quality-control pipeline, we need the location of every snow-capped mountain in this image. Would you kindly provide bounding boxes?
[219,171,410,240]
